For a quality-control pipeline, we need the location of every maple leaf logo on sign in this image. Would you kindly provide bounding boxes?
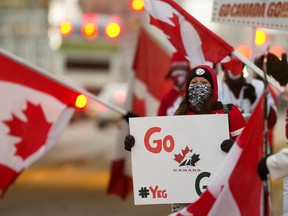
[4,101,52,160]
[174,146,200,167]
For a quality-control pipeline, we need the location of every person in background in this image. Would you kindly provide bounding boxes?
[157,51,190,116]
[125,65,246,213]
[253,52,288,112]
[253,52,288,152]
[218,57,278,155]
[123,51,190,121]
[218,57,277,128]
[257,53,288,181]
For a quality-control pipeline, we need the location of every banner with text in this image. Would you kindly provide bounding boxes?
[212,0,288,31]
[129,115,229,205]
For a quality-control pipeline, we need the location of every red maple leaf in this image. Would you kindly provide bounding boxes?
[174,146,192,164]
[4,102,52,160]
[150,13,187,58]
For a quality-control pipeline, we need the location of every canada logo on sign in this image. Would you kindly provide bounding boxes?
[174,146,200,167]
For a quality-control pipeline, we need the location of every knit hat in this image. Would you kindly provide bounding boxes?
[221,58,243,79]
[171,52,189,67]
[186,65,218,100]
[166,51,190,78]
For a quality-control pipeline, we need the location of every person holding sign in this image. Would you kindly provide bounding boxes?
[172,65,246,143]
[125,65,246,213]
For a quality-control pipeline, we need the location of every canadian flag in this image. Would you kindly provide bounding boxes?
[144,0,234,66]
[107,28,172,199]
[169,94,267,216]
[0,50,80,197]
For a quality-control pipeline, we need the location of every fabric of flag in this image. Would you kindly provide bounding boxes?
[144,0,234,66]
[0,51,80,197]
[170,94,267,216]
[132,28,173,116]
[107,28,172,199]
[267,84,279,147]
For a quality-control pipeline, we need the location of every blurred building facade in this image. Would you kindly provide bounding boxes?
[0,0,52,70]
[0,0,144,92]
[0,0,287,93]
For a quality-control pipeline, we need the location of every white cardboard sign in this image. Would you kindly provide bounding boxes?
[129,114,229,205]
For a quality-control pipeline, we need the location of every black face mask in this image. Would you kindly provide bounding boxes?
[188,83,213,111]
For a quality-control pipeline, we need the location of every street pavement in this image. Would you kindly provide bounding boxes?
[0,108,287,216]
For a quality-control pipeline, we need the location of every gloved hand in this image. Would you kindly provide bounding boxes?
[257,156,269,181]
[124,134,135,151]
[243,83,256,104]
[123,111,139,123]
[220,139,234,153]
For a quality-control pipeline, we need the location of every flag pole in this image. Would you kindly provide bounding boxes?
[246,26,256,83]
[284,176,288,214]
[262,47,271,216]
[241,27,257,114]
[234,45,275,216]
[0,48,129,117]
[232,50,283,93]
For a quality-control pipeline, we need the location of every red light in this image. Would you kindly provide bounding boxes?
[236,44,252,59]
[81,22,98,40]
[81,13,99,40]
[59,21,73,37]
[95,102,108,112]
[270,46,286,59]
[105,22,121,39]
[75,94,87,109]
[130,0,144,12]
[113,90,127,104]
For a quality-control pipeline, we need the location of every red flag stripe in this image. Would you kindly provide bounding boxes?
[107,28,171,199]
[171,95,265,215]
[161,0,234,61]
[106,159,133,199]
[132,29,172,101]
[0,50,78,197]
[0,165,21,198]
[146,0,234,64]
[0,54,80,106]
[229,95,264,215]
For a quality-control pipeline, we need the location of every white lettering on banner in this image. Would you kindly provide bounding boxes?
[212,0,288,30]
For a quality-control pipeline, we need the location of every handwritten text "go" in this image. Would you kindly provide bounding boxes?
[144,127,175,154]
